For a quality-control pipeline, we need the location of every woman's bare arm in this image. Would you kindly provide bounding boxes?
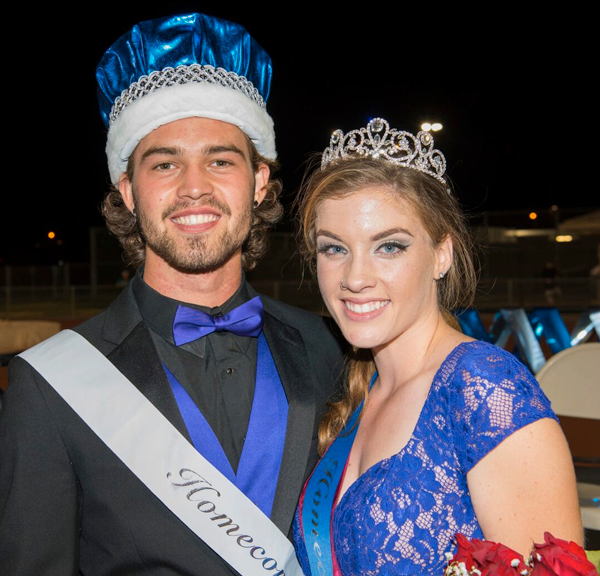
[467,417,583,557]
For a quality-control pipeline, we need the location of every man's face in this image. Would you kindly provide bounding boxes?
[119,117,269,273]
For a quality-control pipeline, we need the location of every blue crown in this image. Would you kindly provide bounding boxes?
[96,13,276,184]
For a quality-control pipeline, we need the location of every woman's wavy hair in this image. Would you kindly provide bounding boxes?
[101,136,283,271]
[294,156,478,454]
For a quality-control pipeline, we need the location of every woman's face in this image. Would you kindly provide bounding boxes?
[315,186,451,353]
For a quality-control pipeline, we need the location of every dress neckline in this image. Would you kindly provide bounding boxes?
[334,339,482,510]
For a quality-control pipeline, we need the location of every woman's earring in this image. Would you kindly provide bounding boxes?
[439,271,445,279]
[253,200,259,208]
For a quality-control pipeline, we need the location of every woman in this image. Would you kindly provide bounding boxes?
[292,118,583,575]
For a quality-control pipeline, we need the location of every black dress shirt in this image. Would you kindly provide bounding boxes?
[132,270,258,473]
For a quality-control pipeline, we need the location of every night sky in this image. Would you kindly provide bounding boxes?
[3,4,593,265]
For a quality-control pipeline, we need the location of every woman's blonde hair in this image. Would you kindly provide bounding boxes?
[295,156,478,453]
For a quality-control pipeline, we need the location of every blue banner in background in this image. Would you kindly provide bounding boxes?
[570,310,600,346]
[528,308,572,354]
[454,309,493,342]
[456,307,600,374]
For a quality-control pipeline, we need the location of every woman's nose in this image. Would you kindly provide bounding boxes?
[343,255,376,292]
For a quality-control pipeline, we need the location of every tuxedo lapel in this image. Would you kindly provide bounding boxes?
[94,284,191,442]
[262,311,318,535]
[107,324,190,441]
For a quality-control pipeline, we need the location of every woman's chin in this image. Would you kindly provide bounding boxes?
[340,329,384,351]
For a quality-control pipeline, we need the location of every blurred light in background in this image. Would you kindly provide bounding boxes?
[421,122,443,132]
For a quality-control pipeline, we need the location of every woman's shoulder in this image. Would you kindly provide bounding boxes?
[436,339,554,418]
[438,340,557,471]
[441,339,537,387]
[449,338,523,362]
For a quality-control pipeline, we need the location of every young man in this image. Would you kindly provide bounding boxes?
[0,13,344,575]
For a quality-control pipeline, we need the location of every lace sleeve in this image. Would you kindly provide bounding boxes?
[450,343,558,474]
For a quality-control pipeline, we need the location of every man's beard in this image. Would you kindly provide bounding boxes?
[135,193,253,273]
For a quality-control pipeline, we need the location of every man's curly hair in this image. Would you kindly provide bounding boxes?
[101,137,283,271]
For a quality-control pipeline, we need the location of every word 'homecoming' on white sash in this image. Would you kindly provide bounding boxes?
[19,329,303,576]
[167,467,287,573]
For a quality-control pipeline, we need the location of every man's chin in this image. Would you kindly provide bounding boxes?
[163,257,235,275]
[146,243,242,275]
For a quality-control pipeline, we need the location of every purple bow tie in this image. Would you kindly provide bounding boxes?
[172,296,264,345]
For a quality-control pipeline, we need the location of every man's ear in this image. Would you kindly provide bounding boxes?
[118,173,135,213]
[253,163,270,206]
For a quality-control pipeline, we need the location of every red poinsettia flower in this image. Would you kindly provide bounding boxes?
[530,532,597,576]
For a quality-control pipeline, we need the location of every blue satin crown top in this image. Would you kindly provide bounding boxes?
[96,13,273,128]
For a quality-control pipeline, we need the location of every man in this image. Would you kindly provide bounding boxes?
[0,13,344,575]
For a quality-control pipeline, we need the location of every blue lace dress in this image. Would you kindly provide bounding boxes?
[293,341,557,575]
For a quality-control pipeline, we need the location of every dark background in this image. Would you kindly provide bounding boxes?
[3,4,594,266]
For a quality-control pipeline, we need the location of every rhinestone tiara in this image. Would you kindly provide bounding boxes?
[321,117,447,183]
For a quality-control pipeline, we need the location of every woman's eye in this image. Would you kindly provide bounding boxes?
[377,242,408,255]
[317,243,346,256]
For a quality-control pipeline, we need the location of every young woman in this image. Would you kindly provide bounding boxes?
[292,118,583,575]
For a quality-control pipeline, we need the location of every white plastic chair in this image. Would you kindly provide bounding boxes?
[535,343,600,420]
[535,343,600,532]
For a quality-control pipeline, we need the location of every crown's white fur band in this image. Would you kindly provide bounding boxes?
[106,82,276,185]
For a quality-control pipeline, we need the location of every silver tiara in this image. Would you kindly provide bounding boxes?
[321,117,447,183]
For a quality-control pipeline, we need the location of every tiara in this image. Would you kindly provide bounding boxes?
[321,117,447,183]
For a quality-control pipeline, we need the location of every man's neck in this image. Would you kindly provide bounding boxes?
[142,252,244,308]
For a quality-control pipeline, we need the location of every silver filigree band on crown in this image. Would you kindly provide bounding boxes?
[321,118,447,183]
[109,63,266,124]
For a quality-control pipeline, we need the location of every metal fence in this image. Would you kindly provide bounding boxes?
[474,277,600,311]
[1,276,599,319]
[0,286,124,319]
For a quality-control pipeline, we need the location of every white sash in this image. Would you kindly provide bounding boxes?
[19,329,303,576]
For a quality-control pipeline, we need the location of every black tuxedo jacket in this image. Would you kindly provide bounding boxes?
[0,282,345,575]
